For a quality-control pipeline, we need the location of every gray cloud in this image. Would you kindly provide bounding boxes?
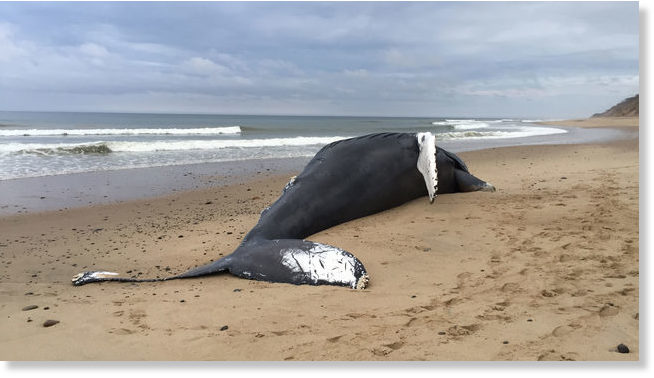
[0,1,639,118]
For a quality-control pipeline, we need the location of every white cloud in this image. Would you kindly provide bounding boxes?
[382,48,442,69]
[257,59,301,75]
[254,11,373,43]
[0,1,639,117]
[0,23,26,62]
[343,69,369,78]
[181,57,229,76]
[79,42,109,57]
[124,41,179,56]
[454,73,639,101]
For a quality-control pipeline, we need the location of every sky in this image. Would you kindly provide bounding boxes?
[0,1,640,118]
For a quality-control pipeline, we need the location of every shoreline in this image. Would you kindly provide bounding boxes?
[0,118,639,360]
[0,122,637,216]
[0,157,310,216]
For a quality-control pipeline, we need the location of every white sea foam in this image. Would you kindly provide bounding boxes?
[108,136,347,152]
[0,136,348,154]
[452,122,491,130]
[0,125,569,155]
[437,126,567,140]
[0,126,242,136]
[431,119,492,130]
[431,119,474,126]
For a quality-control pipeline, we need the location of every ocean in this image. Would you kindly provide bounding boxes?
[0,111,566,181]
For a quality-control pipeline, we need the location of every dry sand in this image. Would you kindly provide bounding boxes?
[540,116,639,128]
[0,120,638,361]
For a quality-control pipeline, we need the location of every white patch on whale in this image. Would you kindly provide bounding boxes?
[71,271,119,285]
[282,175,296,193]
[416,132,438,202]
[280,243,366,289]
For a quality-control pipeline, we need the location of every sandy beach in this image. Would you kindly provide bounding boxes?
[540,117,639,128]
[0,118,638,361]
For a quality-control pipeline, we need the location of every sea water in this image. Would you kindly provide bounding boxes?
[0,111,567,180]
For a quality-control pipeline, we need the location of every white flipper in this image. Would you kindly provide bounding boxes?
[279,243,369,289]
[416,132,438,202]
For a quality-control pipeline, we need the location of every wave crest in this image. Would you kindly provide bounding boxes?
[431,119,493,130]
[437,126,567,140]
[18,143,113,156]
[0,126,241,137]
[2,136,348,155]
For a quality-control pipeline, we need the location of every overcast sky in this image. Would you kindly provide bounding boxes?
[0,1,639,118]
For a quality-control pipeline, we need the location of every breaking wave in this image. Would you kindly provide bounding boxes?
[11,143,113,156]
[0,126,242,137]
[2,136,349,155]
[431,119,499,130]
[437,126,567,140]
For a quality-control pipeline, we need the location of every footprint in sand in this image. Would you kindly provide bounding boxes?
[326,335,343,343]
[538,349,578,361]
[552,325,574,337]
[541,289,558,297]
[599,304,619,317]
[443,297,462,306]
[384,341,404,350]
[447,324,480,336]
[109,327,136,335]
[454,272,476,289]
[501,282,521,293]
[371,341,404,357]
[127,309,150,331]
[404,317,418,327]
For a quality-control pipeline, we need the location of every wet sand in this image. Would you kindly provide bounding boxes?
[0,157,310,216]
[0,120,639,360]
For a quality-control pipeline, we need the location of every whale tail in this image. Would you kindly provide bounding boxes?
[72,239,369,289]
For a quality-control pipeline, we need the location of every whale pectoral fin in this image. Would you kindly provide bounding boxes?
[417,132,438,202]
[454,169,496,193]
[228,240,369,289]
